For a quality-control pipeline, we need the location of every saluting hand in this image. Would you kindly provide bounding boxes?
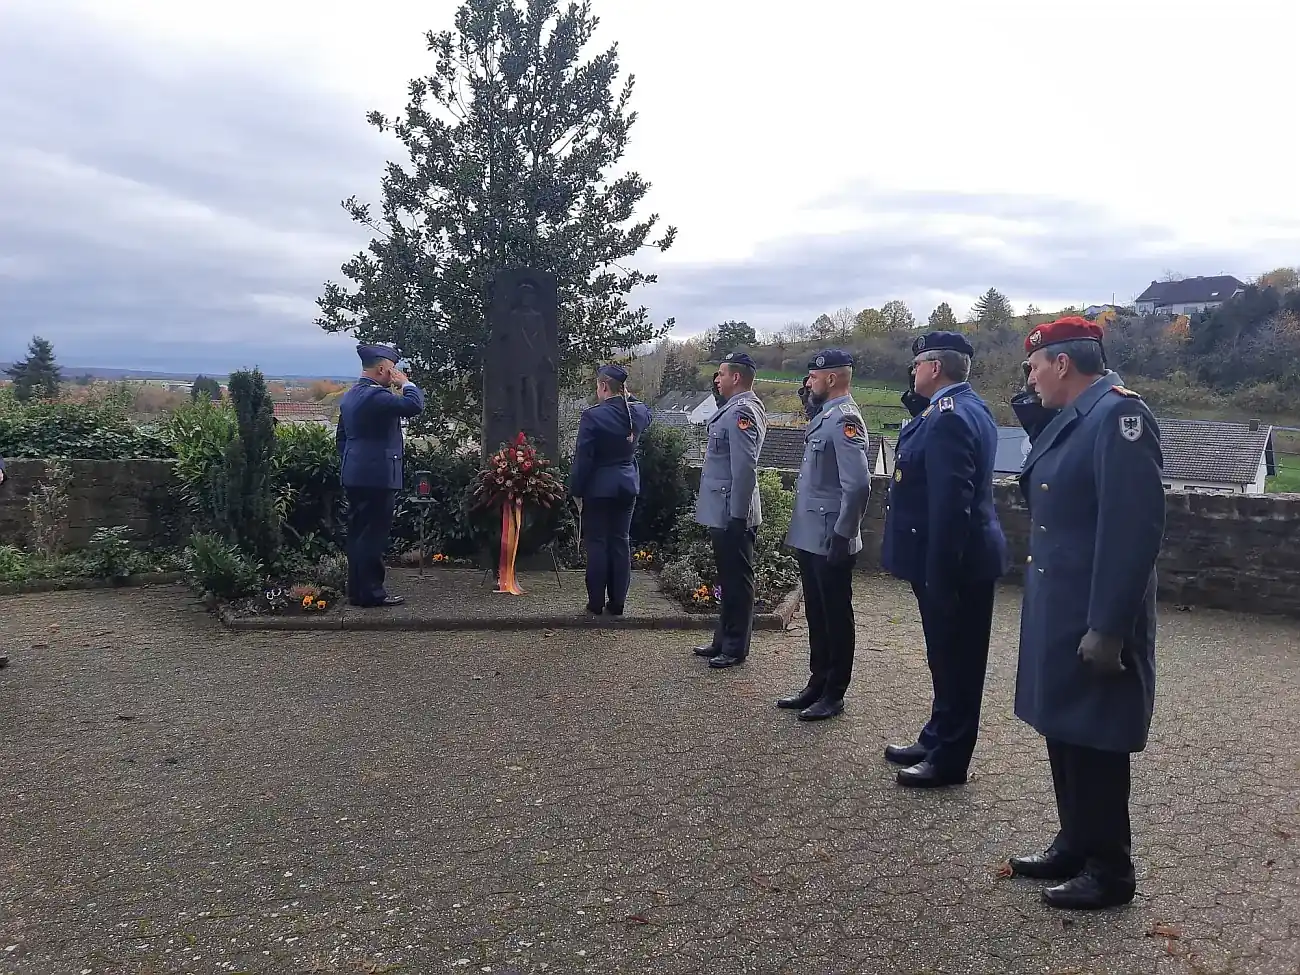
[1078,629,1125,675]
[389,368,409,386]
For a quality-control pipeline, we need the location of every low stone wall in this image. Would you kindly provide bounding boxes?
[687,467,1300,620]
[0,459,183,550]
[5,459,1299,620]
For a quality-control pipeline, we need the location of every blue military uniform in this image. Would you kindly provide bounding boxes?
[569,363,653,615]
[780,350,873,720]
[881,330,1008,785]
[1008,316,1165,909]
[693,352,767,667]
[336,343,426,606]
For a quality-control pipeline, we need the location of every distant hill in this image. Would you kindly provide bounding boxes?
[0,363,353,382]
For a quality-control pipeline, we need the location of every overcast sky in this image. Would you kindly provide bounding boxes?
[2,0,1297,376]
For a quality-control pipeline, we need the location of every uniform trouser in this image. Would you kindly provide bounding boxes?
[345,486,397,605]
[582,494,636,611]
[796,548,857,700]
[707,525,757,658]
[911,577,996,774]
[1047,739,1135,886]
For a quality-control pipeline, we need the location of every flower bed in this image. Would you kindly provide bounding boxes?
[654,471,801,615]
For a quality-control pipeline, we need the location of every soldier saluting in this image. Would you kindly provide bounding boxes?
[881,331,1008,786]
[1006,316,1165,911]
[779,350,872,721]
[690,352,768,669]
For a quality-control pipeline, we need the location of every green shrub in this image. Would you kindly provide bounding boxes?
[219,370,281,565]
[390,444,484,558]
[26,459,72,558]
[0,399,172,460]
[0,545,28,583]
[274,422,343,548]
[631,424,694,549]
[84,526,137,579]
[184,533,263,599]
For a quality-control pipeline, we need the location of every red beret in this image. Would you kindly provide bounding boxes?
[1024,316,1104,354]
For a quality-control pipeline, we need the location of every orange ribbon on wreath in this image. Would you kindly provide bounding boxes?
[495,498,524,595]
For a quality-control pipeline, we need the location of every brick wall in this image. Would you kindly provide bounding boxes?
[687,467,1300,619]
[0,459,184,550]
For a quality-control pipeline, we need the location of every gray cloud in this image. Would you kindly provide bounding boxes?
[1,6,1295,377]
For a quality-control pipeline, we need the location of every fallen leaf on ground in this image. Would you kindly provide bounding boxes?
[994,862,1014,879]
[1146,921,1180,939]
[624,913,653,925]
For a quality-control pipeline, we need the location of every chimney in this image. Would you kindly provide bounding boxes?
[1249,418,1260,432]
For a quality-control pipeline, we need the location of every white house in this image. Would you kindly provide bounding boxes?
[1134,275,1246,316]
[1157,418,1275,494]
[653,390,716,425]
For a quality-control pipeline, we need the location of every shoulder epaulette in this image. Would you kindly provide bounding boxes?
[1111,385,1142,398]
[938,396,955,412]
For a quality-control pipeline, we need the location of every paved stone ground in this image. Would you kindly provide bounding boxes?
[1,575,1297,975]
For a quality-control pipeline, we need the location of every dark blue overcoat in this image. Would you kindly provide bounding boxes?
[1014,372,1165,753]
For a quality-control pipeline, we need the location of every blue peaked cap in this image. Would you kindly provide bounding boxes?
[357,343,400,363]
[597,363,628,383]
[808,349,854,370]
[912,331,975,357]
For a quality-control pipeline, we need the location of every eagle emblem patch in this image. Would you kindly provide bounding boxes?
[1119,415,1142,442]
[843,423,858,439]
[737,415,752,431]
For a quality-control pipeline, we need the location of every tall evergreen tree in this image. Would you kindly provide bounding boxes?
[217,369,280,567]
[928,303,959,330]
[316,0,676,429]
[5,336,62,402]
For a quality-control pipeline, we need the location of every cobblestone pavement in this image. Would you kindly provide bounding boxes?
[2,576,1297,975]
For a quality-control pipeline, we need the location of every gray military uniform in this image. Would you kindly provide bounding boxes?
[694,390,767,529]
[786,394,872,555]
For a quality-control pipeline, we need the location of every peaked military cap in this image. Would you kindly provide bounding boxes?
[807,349,854,370]
[597,362,628,383]
[720,351,756,369]
[1024,316,1104,353]
[357,342,400,363]
[912,331,975,358]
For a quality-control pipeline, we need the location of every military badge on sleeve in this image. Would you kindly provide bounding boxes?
[736,411,755,434]
[843,422,859,439]
[1119,414,1142,442]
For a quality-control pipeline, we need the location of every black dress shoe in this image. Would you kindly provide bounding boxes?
[693,644,719,657]
[1009,848,1085,880]
[895,760,967,788]
[884,743,928,766]
[351,595,405,607]
[1041,872,1136,910]
[776,686,822,710]
[585,603,604,615]
[708,653,745,669]
[605,603,624,616]
[798,698,844,721]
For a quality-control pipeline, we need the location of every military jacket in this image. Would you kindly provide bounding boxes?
[694,390,767,529]
[881,382,1008,592]
[785,394,872,556]
[337,378,426,490]
[1013,372,1165,753]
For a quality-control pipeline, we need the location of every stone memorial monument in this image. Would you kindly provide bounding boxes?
[482,267,560,464]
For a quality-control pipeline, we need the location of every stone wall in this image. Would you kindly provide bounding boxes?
[0,459,184,550]
[687,467,1300,620]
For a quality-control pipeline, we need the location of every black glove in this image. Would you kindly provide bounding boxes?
[1077,629,1125,675]
[901,388,929,418]
[726,517,748,539]
[827,532,851,565]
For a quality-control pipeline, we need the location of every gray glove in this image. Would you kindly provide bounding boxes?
[1077,629,1125,675]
